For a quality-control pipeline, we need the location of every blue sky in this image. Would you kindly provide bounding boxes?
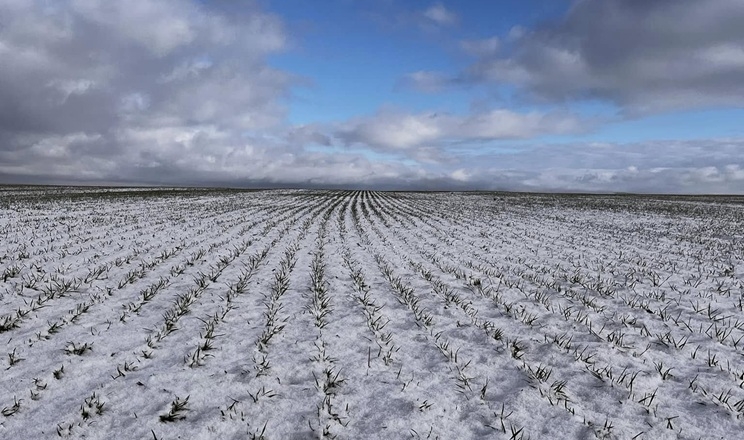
[1,0,744,192]
[267,0,743,143]
[269,0,573,124]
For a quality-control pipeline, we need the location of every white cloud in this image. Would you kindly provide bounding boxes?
[46,78,97,103]
[120,93,151,113]
[0,0,292,185]
[2,0,744,194]
[507,26,525,41]
[71,0,197,56]
[399,71,448,93]
[338,111,444,150]
[159,57,214,83]
[442,0,744,114]
[423,3,457,27]
[450,168,470,182]
[460,36,500,57]
[335,109,588,151]
[445,138,744,193]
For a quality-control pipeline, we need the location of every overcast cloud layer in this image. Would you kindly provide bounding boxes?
[1,0,744,192]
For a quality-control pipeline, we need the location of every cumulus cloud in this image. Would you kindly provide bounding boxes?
[0,0,293,181]
[460,36,500,57]
[334,108,588,151]
[448,0,744,114]
[422,3,458,27]
[398,71,449,93]
[0,0,451,189]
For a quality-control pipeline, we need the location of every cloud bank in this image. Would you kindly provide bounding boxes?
[448,0,744,115]
[0,0,295,183]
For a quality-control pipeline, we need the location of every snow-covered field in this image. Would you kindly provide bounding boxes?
[1,187,743,439]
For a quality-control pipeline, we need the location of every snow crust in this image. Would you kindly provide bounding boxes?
[1,188,743,439]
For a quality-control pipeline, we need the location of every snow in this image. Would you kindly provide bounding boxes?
[1,188,743,439]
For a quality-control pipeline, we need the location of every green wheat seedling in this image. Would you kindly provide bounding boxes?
[310,340,338,364]
[7,348,24,367]
[56,422,74,437]
[712,388,735,411]
[654,361,674,380]
[2,396,22,417]
[170,263,186,276]
[117,268,145,289]
[526,364,553,384]
[593,417,615,440]
[80,392,105,420]
[185,346,211,368]
[508,422,530,440]
[248,422,268,440]
[314,367,346,396]
[2,265,22,282]
[549,332,573,351]
[83,264,110,283]
[656,331,688,350]
[204,264,224,283]
[637,388,658,411]
[53,365,65,380]
[64,342,92,356]
[159,395,189,422]
[157,247,178,262]
[341,247,399,367]
[514,306,538,327]
[488,402,514,433]
[111,361,138,379]
[418,400,433,412]
[0,314,20,333]
[227,264,257,296]
[253,242,299,355]
[508,339,525,360]
[256,305,287,351]
[520,362,572,410]
[185,312,225,367]
[220,397,245,421]
[571,345,596,365]
[314,369,350,435]
[248,386,277,403]
[33,377,47,392]
[253,353,272,376]
[375,254,434,327]
[193,272,210,289]
[455,361,475,393]
[549,380,570,405]
[606,329,633,349]
[148,288,201,344]
[68,302,92,324]
[140,278,170,303]
[615,368,640,397]
[185,248,206,267]
[308,246,331,329]
[21,272,44,290]
[368,314,389,333]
